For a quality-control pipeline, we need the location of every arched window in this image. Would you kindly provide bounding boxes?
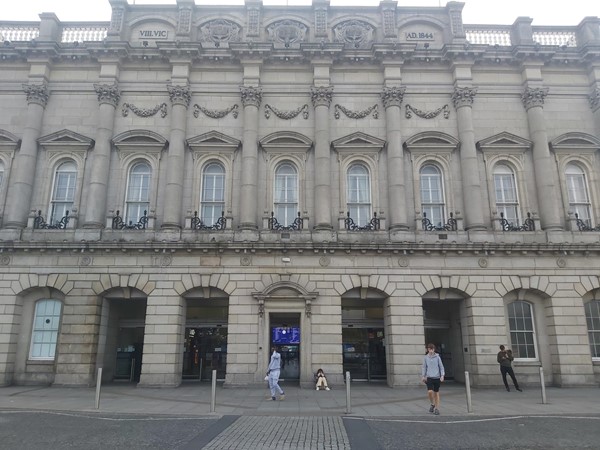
[347,163,371,226]
[30,299,62,360]
[585,300,600,359]
[125,161,151,224]
[420,164,445,228]
[494,163,519,224]
[565,163,592,227]
[201,162,225,225]
[49,161,77,225]
[274,162,298,226]
[507,301,536,359]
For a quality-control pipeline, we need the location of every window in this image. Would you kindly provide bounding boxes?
[30,299,62,360]
[347,163,371,226]
[420,164,445,228]
[201,162,225,225]
[49,161,76,225]
[0,160,4,190]
[565,163,592,227]
[507,301,536,359]
[494,164,519,224]
[585,301,600,359]
[125,161,151,224]
[274,163,298,226]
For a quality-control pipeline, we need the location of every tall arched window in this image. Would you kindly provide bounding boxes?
[347,163,371,226]
[201,162,225,225]
[30,299,62,360]
[565,163,592,227]
[585,300,600,360]
[274,162,298,226]
[125,161,151,224]
[507,301,536,359]
[49,161,77,225]
[420,164,445,228]
[493,163,519,224]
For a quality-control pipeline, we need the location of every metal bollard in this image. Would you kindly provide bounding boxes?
[539,367,547,404]
[95,367,102,409]
[210,369,217,413]
[464,371,473,413]
[345,371,352,414]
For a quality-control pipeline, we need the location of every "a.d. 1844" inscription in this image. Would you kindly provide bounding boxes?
[405,32,434,41]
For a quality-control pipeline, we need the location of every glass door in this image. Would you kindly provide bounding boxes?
[342,327,386,381]
[182,327,227,380]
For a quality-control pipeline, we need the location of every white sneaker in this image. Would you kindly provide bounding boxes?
[316,387,319,390]
[325,387,330,391]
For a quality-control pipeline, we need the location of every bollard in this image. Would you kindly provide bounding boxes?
[464,371,473,413]
[345,371,352,414]
[95,367,102,409]
[210,369,217,413]
[539,367,547,404]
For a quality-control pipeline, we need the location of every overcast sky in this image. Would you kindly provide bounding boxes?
[4,0,599,25]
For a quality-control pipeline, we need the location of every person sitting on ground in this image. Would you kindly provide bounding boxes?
[315,368,330,391]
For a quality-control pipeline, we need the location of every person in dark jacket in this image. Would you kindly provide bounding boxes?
[421,343,445,415]
[497,345,522,392]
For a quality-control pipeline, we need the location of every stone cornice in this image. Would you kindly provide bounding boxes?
[521,87,549,110]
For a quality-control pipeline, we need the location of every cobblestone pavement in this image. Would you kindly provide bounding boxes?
[199,416,350,450]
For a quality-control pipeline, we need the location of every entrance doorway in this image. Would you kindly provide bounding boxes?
[342,327,387,381]
[270,313,300,380]
[182,327,227,380]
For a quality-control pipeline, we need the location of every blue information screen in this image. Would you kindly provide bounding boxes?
[272,327,300,344]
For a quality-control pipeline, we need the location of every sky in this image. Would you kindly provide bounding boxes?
[3,0,599,26]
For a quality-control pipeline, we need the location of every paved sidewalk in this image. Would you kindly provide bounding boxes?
[1,382,598,418]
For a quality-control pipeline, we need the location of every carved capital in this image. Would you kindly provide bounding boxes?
[589,87,600,112]
[240,86,262,108]
[22,83,49,107]
[167,84,191,107]
[94,82,120,107]
[310,86,333,108]
[451,86,478,109]
[381,86,406,108]
[521,87,549,110]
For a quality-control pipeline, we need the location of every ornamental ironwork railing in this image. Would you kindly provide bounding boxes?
[268,211,303,231]
[499,212,535,231]
[422,212,456,232]
[112,210,148,230]
[191,211,226,230]
[33,210,69,229]
[575,214,600,231]
[345,212,380,231]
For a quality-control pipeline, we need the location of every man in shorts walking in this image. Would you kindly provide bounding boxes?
[421,343,445,415]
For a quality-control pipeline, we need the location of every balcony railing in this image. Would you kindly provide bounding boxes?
[112,210,148,230]
[268,211,303,231]
[190,211,227,230]
[33,210,69,229]
[575,214,600,232]
[422,212,456,232]
[345,212,380,231]
[499,212,535,231]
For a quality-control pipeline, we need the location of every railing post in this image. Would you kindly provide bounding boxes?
[539,367,547,404]
[345,371,352,414]
[210,369,217,413]
[464,371,473,413]
[95,367,102,409]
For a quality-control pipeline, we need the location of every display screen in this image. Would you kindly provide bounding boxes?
[272,327,300,344]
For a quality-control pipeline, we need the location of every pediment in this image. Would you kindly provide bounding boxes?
[187,131,241,151]
[260,131,313,151]
[112,129,168,159]
[331,132,386,151]
[477,132,532,153]
[404,131,459,152]
[550,132,600,151]
[0,129,21,149]
[38,129,94,150]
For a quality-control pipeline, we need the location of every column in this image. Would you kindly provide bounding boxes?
[83,83,120,228]
[311,86,334,230]
[238,86,262,230]
[162,84,191,229]
[381,86,408,230]
[3,84,49,228]
[522,87,562,230]
[451,86,486,230]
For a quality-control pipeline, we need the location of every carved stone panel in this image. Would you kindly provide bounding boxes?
[267,20,307,47]
[199,19,241,46]
[333,20,374,49]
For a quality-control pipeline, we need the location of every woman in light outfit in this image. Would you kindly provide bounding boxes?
[267,347,285,401]
[315,368,330,391]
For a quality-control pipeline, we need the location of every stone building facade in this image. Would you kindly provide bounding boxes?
[0,0,599,388]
